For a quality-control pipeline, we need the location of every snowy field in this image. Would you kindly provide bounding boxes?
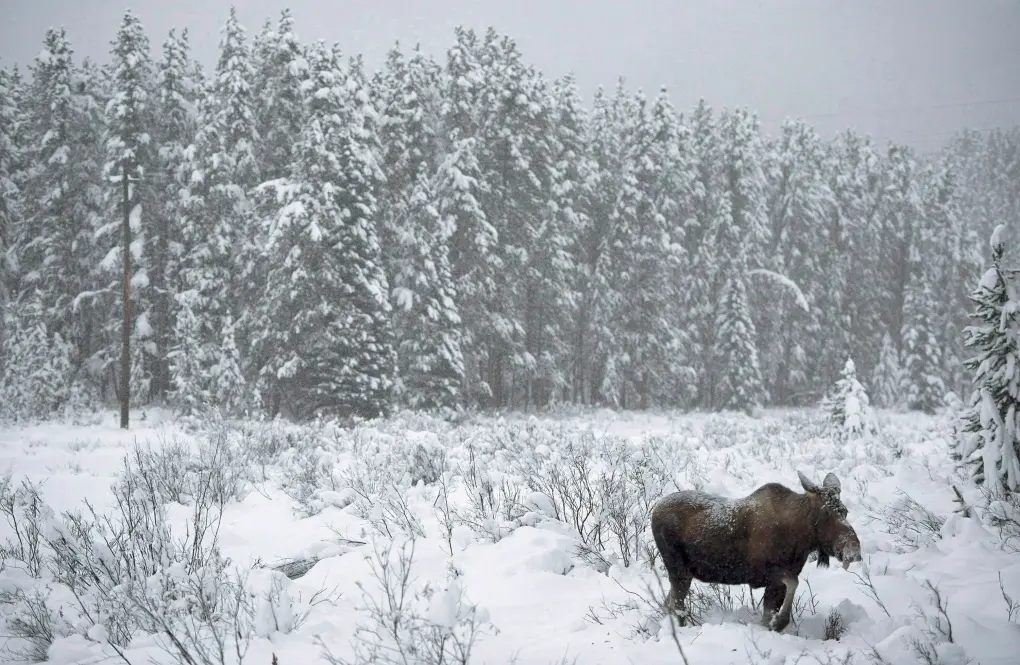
[1,407,1019,665]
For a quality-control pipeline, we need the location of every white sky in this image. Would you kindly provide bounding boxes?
[1,0,1019,150]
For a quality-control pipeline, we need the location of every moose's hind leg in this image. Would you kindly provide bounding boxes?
[664,566,694,625]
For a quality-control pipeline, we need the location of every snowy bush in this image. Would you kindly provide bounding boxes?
[821,357,879,440]
[0,437,257,664]
[320,537,497,665]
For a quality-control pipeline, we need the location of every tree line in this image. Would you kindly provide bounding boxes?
[0,7,1018,422]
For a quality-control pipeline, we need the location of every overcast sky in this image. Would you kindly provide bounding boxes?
[2,0,1018,150]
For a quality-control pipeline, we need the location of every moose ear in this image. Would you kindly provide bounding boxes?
[822,472,841,495]
[798,470,821,494]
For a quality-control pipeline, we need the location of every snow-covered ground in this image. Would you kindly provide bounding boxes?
[1,407,1018,665]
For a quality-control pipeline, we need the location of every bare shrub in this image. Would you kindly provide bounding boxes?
[122,430,251,510]
[319,537,497,665]
[454,440,527,543]
[0,437,258,665]
[502,428,673,571]
[869,490,946,552]
[337,457,427,540]
[911,580,956,644]
[0,585,72,663]
[0,475,48,577]
[999,572,1019,623]
[277,444,341,516]
[409,441,447,486]
[824,607,848,641]
[849,561,892,618]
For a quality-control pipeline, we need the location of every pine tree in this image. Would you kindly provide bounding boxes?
[171,7,258,414]
[251,42,394,419]
[612,87,689,408]
[713,264,764,414]
[150,28,201,399]
[685,99,727,408]
[830,130,887,387]
[19,28,106,405]
[393,171,465,411]
[0,293,80,421]
[0,67,20,306]
[880,144,923,353]
[872,331,904,409]
[101,9,155,404]
[571,84,620,406]
[551,73,599,404]
[900,271,947,414]
[252,8,307,181]
[434,135,494,406]
[822,357,879,440]
[374,44,464,411]
[759,120,835,402]
[955,224,1020,493]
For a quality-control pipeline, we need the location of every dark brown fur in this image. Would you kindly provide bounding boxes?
[650,471,861,633]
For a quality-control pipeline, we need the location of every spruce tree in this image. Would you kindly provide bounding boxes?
[551,73,599,404]
[19,28,105,404]
[759,120,834,401]
[872,331,904,409]
[171,7,257,414]
[713,262,764,414]
[102,9,155,404]
[0,293,79,420]
[900,271,947,413]
[251,42,394,419]
[0,67,20,305]
[955,224,1020,492]
[374,44,464,411]
[685,99,726,408]
[822,357,879,440]
[150,28,200,399]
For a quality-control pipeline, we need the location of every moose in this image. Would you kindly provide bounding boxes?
[650,471,862,633]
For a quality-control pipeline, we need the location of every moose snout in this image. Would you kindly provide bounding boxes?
[839,538,862,570]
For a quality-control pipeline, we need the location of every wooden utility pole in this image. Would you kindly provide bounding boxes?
[120,164,132,429]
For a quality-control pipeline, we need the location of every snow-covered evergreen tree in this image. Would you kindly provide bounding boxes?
[171,7,258,414]
[392,171,465,411]
[550,73,600,404]
[252,9,307,181]
[684,99,727,408]
[879,143,923,353]
[955,224,1020,492]
[0,67,20,306]
[822,357,879,440]
[611,87,689,408]
[900,271,947,414]
[150,27,201,399]
[872,331,904,409]
[375,44,464,411]
[713,265,764,414]
[829,130,887,386]
[759,120,834,401]
[19,28,106,404]
[250,42,394,419]
[100,9,155,403]
[0,293,81,421]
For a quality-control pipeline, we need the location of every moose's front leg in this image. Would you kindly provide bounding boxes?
[761,584,785,628]
[769,574,799,632]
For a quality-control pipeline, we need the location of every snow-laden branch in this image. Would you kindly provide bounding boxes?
[746,268,810,313]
